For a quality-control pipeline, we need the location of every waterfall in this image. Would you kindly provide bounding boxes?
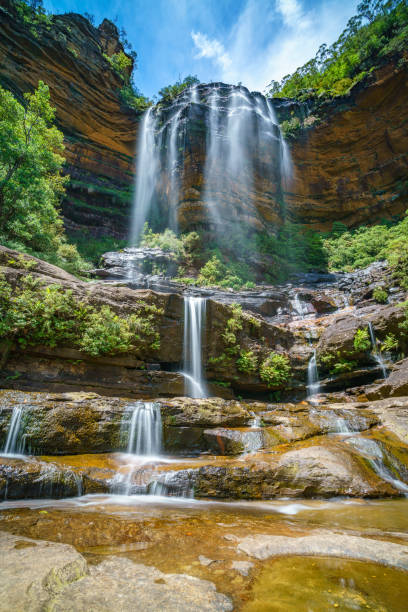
[129,83,292,247]
[165,108,183,233]
[307,350,320,401]
[2,407,25,456]
[292,293,308,318]
[123,402,162,457]
[130,107,161,245]
[182,296,208,398]
[368,322,388,379]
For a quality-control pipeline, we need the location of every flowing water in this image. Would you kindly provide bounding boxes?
[306,350,320,401]
[182,296,208,398]
[368,321,388,378]
[1,407,25,456]
[129,84,291,247]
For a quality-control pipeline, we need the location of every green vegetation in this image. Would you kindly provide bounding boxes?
[381,332,399,352]
[373,286,389,303]
[353,328,371,352]
[0,82,89,276]
[322,212,408,289]
[103,51,132,80]
[267,1,408,99]
[13,0,52,36]
[67,233,127,267]
[319,352,358,376]
[259,352,291,388]
[158,76,200,104]
[236,350,258,374]
[0,274,162,360]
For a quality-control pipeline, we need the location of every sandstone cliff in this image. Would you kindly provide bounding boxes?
[0,0,137,239]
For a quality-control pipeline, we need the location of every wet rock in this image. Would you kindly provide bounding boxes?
[366,359,408,400]
[0,532,233,612]
[0,531,88,612]
[363,396,408,443]
[230,560,254,576]
[236,533,408,570]
[160,397,251,427]
[203,429,248,455]
[192,439,396,499]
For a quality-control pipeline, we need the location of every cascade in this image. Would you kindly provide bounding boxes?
[306,350,320,401]
[129,107,161,245]
[2,407,25,456]
[129,83,291,247]
[291,293,308,318]
[124,401,162,456]
[182,296,208,398]
[367,322,388,379]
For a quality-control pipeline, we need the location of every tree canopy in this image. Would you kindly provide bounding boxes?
[267,0,408,99]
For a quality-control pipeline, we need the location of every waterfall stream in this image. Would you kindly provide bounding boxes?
[367,322,388,379]
[2,407,25,456]
[182,296,208,398]
[307,350,320,402]
[124,402,162,457]
[129,84,291,246]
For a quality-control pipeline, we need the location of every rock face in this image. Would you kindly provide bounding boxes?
[366,358,408,400]
[0,1,136,238]
[0,532,233,612]
[1,3,407,238]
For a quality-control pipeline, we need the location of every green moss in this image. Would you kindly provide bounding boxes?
[373,286,388,303]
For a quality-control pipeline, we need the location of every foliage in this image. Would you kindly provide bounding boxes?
[236,350,258,374]
[267,1,408,99]
[0,274,162,357]
[323,212,408,284]
[319,351,358,375]
[381,332,398,352]
[196,255,255,290]
[280,117,302,139]
[119,84,151,112]
[259,352,291,388]
[372,286,388,303]
[103,51,132,81]
[158,76,200,103]
[13,0,52,36]
[0,82,89,276]
[353,328,371,352]
[67,233,127,267]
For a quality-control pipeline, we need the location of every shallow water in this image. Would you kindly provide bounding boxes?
[0,495,407,609]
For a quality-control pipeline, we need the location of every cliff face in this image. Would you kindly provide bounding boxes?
[283,60,408,229]
[0,1,137,239]
[0,3,407,242]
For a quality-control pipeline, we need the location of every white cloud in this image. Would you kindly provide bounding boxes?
[276,0,303,25]
[190,0,359,92]
[191,31,232,70]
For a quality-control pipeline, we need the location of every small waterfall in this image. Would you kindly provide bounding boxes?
[347,436,408,495]
[291,293,308,318]
[2,407,25,455]
[307,350,320,401]
[182,296,208,398]
[368,322,388,379]
[124,402,162,457]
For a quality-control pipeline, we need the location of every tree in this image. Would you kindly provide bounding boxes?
[0,81,68,255]
[158,75,200,103]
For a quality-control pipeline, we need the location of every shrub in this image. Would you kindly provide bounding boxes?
[372,287,388,303]
[104,51,132,81]
[330,359,357,375]
[0,275,162,358]
[236,350,258,374]
[259,352,291,387]
[353,328,371,352]
[381,333,398,352]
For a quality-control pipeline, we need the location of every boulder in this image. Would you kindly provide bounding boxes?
[0,532,232,612]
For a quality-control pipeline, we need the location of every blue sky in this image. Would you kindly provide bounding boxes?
[43,0,360,99]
